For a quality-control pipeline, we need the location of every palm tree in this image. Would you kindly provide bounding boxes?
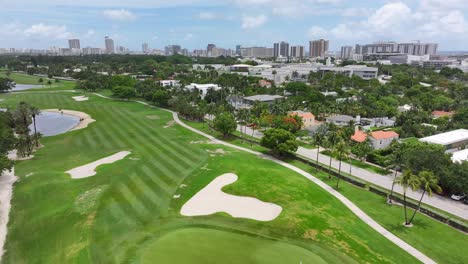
[334,140,350,189]
[408,171,441,225]
[387,145,403,203]
[47,80,52,88]
[394,170,421,226]
[272,70,277,83]
[38,78,44,87]
[30,106,41,147]
[313,124,328,172]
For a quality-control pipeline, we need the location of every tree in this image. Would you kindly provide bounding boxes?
[352,138,373,161]
[152,90,172,107]
[408,171,441,225]
[213,112,236,137]
[47,80,52,88]
[0,77,14,93]
[334,140,350,189]
[30,106,41,147]
[394,170,421,226]
[38,77,44,87]
[312,124,328,172]
[112,86,136,99]
[0,112,15,172]
[261,128,299,156]
[387,144,403,203]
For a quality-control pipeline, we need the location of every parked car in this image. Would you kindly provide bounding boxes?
[463,198,468,205]
[450,193,466,201]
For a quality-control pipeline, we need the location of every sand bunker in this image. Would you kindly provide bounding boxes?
[181,173,282,221]
[72,95,89,102]
[44,109,95,131]
[206,149,228,156]
[0,168,18,260]
[66,151,131,179]
[146,115,160,120]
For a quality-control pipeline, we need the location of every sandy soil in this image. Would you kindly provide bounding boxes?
[72,95,89,102]
[181,173,282,221]
[66,151,131,179]
[164,120,175,128]
[0,168,18,260]
[44,109,95,131]
[7,150,33,161]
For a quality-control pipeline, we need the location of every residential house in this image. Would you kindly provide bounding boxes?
[431,110,454,119]
[290,111,315,129]
[160,80,180,87]
[419,129,468,151]
[185,83,221,99]
[351,130,399,149]
[243,94,284,107]
[259,80,272,88]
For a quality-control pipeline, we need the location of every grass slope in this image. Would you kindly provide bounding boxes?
[0,91,420,263]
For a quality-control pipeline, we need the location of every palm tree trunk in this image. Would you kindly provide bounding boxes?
[403,192,408,225]
[349,158,352,176]
[33,116,38,147]
[408,189,426,225]
[328,155,332,179]
[336,155,342,189]
[315,146,320,172]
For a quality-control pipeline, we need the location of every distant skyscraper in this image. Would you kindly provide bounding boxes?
[354,42,438,55]
[290,45,305,58]
[236,45,242,56]
[68,39,80,49]
[142,43,149,53]
[273,41,289,58]
[310,39,329,58]
[105,36,115,54]
[207,44,216,56]
[165,45,182,55]
[340,46,353,59]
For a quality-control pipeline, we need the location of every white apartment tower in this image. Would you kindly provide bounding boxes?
[340,46,353,59]
[68,39,80,49]
[273,41,289,58]
[290,45,305,58]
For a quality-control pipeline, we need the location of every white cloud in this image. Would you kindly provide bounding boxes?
[307,26,327,38]
[103,9,136,21]
[24,23,73,39]
[241,14,267,29]
[84,29,95,38]
[198,12,218,19]
[0,23,22,35]
[183,33,193,40]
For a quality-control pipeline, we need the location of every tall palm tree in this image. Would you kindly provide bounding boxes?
[408,171,441,225]
[394,170,421,226]
[388,146,403,203]
[334,140,350,189]
[30,106,41,147]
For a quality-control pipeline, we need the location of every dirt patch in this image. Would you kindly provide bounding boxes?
[206,148,228,156]
[303,229,319,240]
[74,186,108,214]
[164,121,175,128]
[190,140,216,145]
[146,115,160,120]
[72,95,89,102]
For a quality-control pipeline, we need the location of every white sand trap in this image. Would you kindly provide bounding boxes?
[164,120,175,128]
[44,109,95,131]
[0,168,18,260]
[181,173,282,221]
[72,95,89,102]
[66,151,131,179]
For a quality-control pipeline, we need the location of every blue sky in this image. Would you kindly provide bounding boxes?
[1,0,467,51]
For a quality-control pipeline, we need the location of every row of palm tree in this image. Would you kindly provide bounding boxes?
[394,169,441,226]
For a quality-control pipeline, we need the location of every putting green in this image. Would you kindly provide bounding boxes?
[140,228,329,264]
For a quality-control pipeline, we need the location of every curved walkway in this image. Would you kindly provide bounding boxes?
[92,92,436,263]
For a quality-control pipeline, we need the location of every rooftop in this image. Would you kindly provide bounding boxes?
[419,129,468,146]
[351,130,367,143]
[451,149,468,163]
[290,111,314,119]
[244,94,284,102]
[327,114,354,122]
[370,130,399,140]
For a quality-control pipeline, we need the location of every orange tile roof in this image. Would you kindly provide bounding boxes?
[371,131,399,140]
[351,130,367,143]
[291,111,315,119]
[431,111,454,117]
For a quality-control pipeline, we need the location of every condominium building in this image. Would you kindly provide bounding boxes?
[104,36,115,54]
[290,45,305,58]
[165,45,182,55]
[340,46,353,59]
[68,39,80,49]
[142,43,149,53]
[310,39,329,58]
[240,47,273,58]
[355,41,438,56]
[273,41,289,58]
[82,47,103,55]
[207,44,216,56]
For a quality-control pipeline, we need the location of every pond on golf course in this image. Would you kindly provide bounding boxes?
[29,111,80,137]
[12,84,44,91]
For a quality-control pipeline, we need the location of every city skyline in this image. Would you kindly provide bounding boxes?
[0,1,467,51]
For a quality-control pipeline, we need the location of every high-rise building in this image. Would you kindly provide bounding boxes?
[68,39,80,49]
[354,42,438,56]
[105,36,115,54]
[340,46,353,59]
[309,39,329,58]
[290,45,305,58]
[236,45,242,56]
[273,41,289,58]
[142,43,149,53]
[207,44,216,56]
[240,47,273,58]
[165,45,182,55]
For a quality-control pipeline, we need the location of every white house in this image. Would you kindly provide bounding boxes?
[185,83,221,99]
[160,80,180,87]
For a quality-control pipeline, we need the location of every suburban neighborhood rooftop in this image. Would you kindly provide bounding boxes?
[419,129,468,145]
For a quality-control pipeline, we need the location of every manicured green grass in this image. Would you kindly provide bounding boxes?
[0,91,430,263]
[140,228,329,264]
[288,160,468,264]
[0,71,76,91]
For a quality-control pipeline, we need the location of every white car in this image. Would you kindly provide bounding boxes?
[450,193,466,201]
